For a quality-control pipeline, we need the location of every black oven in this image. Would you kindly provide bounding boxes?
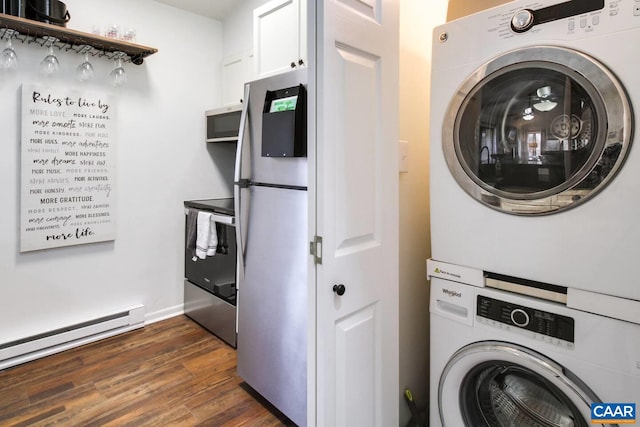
[183,198,237,347]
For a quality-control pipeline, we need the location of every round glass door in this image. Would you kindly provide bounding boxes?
[439,341,599,427]
[460,362,587,426]
[442,46,633,215]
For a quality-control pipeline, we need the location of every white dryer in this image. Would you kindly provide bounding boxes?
[429,0,640,301]
[428,260,640,426]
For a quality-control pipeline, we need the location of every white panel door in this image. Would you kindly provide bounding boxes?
[221,52,252,106]
[314,0,399,426]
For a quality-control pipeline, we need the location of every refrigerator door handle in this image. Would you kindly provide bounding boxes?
[234,83,251,277]
[234,185,249,279]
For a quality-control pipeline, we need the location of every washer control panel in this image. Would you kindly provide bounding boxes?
[477,295,575,345]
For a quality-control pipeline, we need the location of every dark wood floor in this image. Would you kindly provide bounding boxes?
[0,315,295,426]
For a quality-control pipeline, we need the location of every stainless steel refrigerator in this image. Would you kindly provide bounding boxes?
[234,68,308,426]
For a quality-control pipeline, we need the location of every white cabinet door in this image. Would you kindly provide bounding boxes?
[253,0,306,78]
[314,0,400,425]
[221,51,252,106]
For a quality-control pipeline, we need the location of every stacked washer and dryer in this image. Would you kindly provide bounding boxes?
[428,0,640,425]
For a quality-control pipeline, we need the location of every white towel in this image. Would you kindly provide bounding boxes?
[195,211,218,259]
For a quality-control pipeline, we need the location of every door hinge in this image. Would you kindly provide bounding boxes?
[310,235,323,265]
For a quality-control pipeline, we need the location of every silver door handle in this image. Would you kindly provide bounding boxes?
[235,83,250,277]
[234,84,250,184]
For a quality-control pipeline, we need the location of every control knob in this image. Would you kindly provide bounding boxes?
[510,308,530,327]
[511,9,534,33]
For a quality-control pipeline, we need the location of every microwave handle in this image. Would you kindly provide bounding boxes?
[234,83,250,279]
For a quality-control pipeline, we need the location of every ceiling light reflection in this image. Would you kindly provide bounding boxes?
[523,107,534,120]
[533,100,558,112]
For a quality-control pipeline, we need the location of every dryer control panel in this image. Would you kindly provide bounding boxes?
[510,0,605,33]
[477,295,575,345]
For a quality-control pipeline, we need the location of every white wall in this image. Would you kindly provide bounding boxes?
[0,0,232,344]
[398,1,448,424]
[218,0,272,105]
[221,0,271,58]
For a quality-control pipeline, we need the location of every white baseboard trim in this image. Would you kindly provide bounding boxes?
[0,305,145,371]
[144,303,184,325]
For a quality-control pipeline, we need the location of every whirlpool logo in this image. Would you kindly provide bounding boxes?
[441,288,462,298]
[591,403,636,424]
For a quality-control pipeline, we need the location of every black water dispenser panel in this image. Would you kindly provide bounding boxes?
[262,84,307,157]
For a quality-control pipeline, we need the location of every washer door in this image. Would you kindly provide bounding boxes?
[443,46,633,215]
[439,341,602,427]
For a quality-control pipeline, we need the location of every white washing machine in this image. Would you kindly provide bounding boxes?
[429,0,640,301]
[428,260,640,426]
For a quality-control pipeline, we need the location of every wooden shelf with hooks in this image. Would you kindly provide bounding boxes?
[0,13,157,64]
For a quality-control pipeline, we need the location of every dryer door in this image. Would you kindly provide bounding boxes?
[439,341,598,427]
[443,46,632,215]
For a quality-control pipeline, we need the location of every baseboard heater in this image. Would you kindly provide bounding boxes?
[0,304,145,370]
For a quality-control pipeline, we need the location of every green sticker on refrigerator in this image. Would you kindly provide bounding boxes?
[269,95,298,112]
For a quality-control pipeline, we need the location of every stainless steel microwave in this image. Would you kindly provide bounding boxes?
[206,104,243,143]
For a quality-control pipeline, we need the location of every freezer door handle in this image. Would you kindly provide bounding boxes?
[234,84,250,184]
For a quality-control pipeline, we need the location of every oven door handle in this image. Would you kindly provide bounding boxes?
[183,208,235,226]
[212,213,234,225]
